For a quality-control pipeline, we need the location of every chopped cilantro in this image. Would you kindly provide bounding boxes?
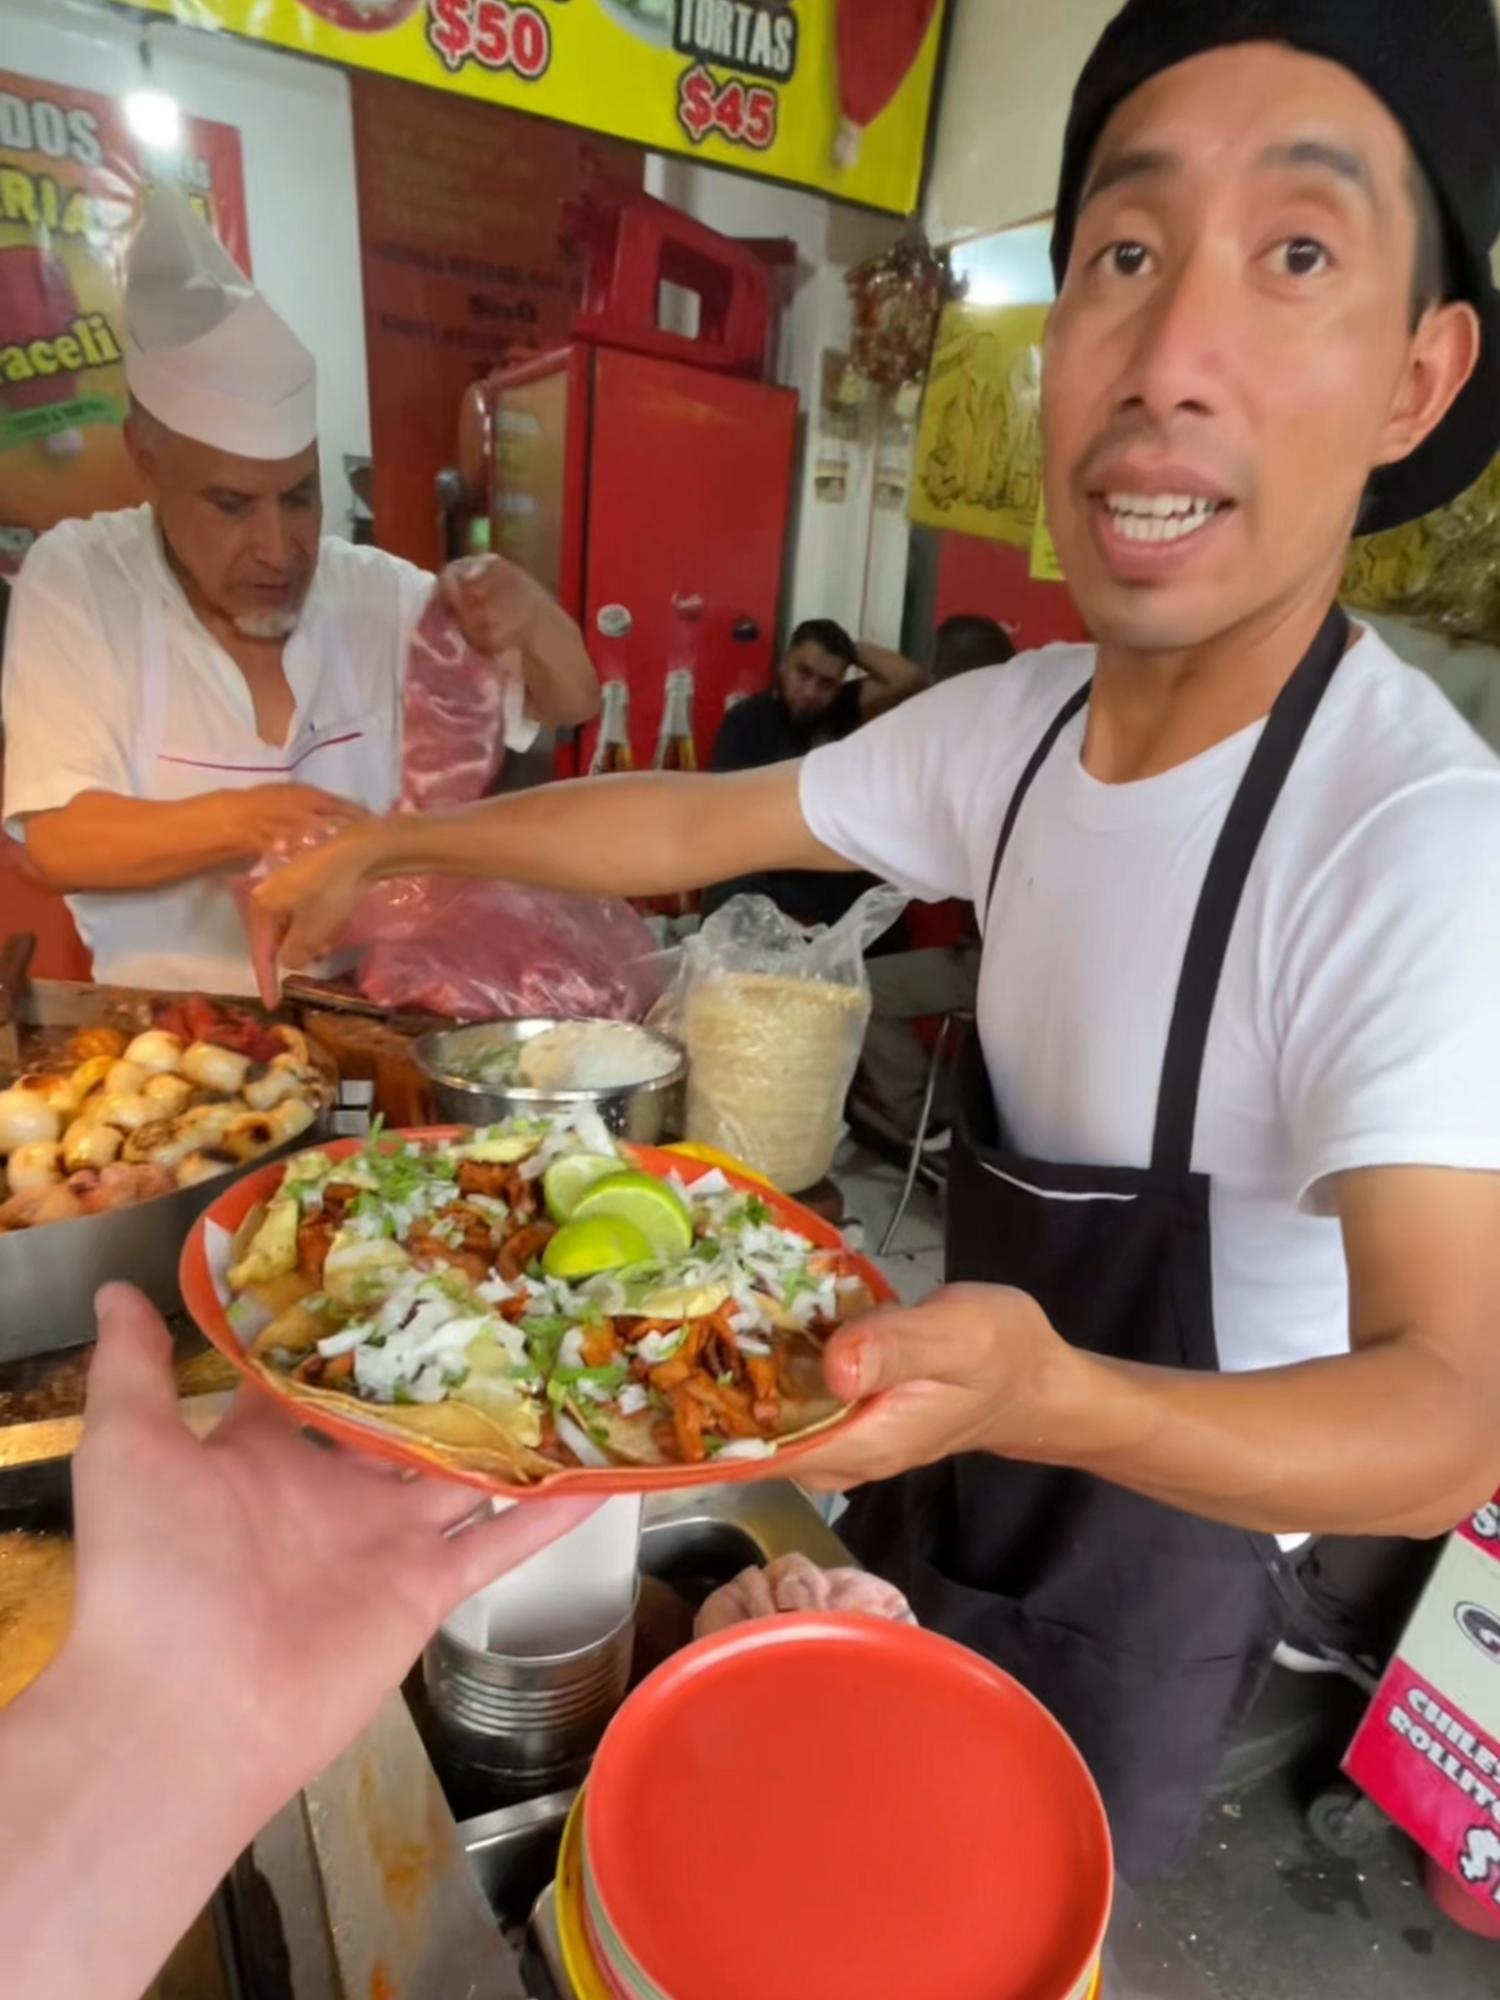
[521,1316,570,1371]
[553,1363,629,1394]
[392,1383,415,1405]
[351,1191,397,1236]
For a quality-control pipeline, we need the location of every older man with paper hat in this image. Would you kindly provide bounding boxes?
[1,189,598,993]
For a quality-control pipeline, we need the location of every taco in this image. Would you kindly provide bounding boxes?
[221,1117,872,1482]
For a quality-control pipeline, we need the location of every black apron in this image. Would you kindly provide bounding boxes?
[843,607,1350,1880]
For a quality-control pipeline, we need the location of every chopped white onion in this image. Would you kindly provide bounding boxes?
[559,1326,588,1371]
[554,1410,612,1468]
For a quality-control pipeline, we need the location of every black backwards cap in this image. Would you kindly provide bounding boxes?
[1050,0,1500,532]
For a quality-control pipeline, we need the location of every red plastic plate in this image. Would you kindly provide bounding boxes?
[585,1615,1112,2000]
[178,1128,891,1496]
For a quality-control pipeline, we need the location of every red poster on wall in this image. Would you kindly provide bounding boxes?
[0,70,248,578]
[351,72,640,571]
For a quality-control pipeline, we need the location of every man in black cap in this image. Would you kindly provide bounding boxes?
[261,0,1500,1873]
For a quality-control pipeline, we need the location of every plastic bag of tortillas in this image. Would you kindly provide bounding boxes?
[657,886,904,1193]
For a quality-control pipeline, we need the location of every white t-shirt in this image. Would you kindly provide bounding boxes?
[802,627,1500,1381]
[2,506,533,991]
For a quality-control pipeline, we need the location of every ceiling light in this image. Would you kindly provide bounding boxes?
[124,89,182,151]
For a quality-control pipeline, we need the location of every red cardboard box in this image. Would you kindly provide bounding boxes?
[1344,1497,1500,1911]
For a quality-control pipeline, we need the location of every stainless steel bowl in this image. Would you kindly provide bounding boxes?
[414,1018,686,1144]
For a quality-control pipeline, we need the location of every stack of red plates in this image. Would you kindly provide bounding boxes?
[555,1614,1112,2000]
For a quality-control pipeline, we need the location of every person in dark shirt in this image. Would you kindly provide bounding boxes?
[929,613,1015,684]
[705,618,922,927]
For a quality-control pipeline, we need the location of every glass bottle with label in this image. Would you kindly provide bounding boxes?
[589,679,635,776]
[652,671,701,921]
[654,669,698,773]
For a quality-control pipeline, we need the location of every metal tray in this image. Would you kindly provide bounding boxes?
[0,1113,350,1365]
[0,972,367,1362]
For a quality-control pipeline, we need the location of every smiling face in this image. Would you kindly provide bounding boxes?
[1043,43,1480,657]
[128,410,323,641]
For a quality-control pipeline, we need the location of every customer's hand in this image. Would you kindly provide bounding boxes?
[68,1286,600,1822]
[788,1284,1083,1492]
[253,820,383,969]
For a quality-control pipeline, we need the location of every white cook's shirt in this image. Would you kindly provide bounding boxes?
[802,626,1500,1385]
[2,505,536,994]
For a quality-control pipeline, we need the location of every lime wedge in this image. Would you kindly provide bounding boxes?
[543,1150,627,1224]
[542,1214,654,1281]
[572,1171,693,1261]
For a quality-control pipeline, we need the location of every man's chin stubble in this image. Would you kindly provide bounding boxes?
[232,609,302,641]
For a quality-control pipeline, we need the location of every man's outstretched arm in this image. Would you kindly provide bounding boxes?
[256,760,853,965]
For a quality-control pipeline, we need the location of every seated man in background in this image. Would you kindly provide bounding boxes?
[705,619,922,932]
[852,614,1016,1147]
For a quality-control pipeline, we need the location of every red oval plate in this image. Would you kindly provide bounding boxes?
[178,1128,892,1497]
[584,1615,1113,2000]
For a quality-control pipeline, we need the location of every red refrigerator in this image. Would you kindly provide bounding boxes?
[484,342,798,774]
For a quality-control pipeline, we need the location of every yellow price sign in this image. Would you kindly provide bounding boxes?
[103,0,946,216]
[1030,494,1065,582]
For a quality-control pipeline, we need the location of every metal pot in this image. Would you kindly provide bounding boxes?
[423,1584,639,1801]
[414,1019,686,1144]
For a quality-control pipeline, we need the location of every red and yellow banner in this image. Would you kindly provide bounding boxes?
[103,0,945,216]
[0,69,248,576]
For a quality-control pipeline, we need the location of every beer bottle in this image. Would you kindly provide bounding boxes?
[589,679,635,776]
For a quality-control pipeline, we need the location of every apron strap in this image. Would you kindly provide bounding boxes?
[1150,605,1351,1177]
[981,679,1092,928]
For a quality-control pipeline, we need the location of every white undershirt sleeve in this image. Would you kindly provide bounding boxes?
[799,670,1014,904]
[2,539,134,837]
[1277,771,1500,1209]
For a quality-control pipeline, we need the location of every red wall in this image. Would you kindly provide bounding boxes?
[1,835,89,979]
[935,530,1089,653]
[351,74,641,571]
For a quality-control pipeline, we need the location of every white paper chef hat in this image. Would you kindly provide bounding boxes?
[123,186,317,461]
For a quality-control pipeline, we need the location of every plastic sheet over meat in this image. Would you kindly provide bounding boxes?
[397,577,518,813]
[242,588,659,1021]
